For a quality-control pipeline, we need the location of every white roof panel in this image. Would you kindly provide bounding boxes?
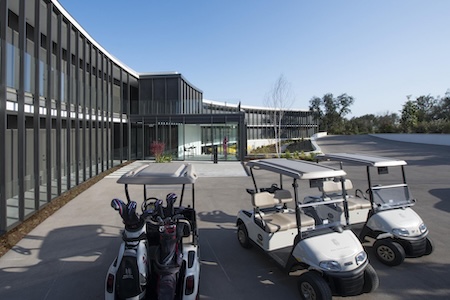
[317,153,407,167]
[117,163,198,185]
[247,158,346,180]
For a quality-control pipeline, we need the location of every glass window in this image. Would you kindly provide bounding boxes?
[24,38,34,93]
[6,28,19,89]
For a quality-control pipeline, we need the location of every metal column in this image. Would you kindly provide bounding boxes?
[33,0,41,210]
[17,0,25,220]
[0,0,8,233]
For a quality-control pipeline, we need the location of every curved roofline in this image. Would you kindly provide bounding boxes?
[54,1,204,91]
[140,72,203,93]
[52,0,139,78]
[139,72,181,77]
[203,99,310,112]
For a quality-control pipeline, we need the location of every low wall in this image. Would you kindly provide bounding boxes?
[312,133,450,152]
[371,134,450,146]
[311,132,326,153]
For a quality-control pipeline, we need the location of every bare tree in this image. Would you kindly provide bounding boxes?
[264,74,295,157]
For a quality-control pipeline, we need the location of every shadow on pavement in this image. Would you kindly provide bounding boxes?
[0,224,121,300]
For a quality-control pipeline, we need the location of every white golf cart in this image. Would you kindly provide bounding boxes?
[316,153,433,266]
[236,159,378,299]
[105,162,200,300]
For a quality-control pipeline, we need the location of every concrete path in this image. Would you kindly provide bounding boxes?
[0,161,250,300]
[1,140,449,300]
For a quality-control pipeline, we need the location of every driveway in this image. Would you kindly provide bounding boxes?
[0,135,449,299]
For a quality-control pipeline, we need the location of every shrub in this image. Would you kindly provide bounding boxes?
[150,141,172,163]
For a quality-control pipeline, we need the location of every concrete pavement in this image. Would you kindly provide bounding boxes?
[0,161,250,300]
[1,136,450,299]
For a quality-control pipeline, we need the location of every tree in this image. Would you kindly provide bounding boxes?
[435,90,450,121]
[309,93,354,134]
[415,95,437,122]
[347,114,377,134]
[400,99,418,133]
[264,74,295,157]
[377,112,400,133]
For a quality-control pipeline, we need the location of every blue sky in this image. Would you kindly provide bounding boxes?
[57,0,450,117]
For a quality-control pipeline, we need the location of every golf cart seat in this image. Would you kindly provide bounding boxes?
[320,179,354,195]
[321,179,371,210]
[346,197,372,210]
[252,191,315,233]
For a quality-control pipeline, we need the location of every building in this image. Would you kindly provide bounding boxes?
[131,73,246,161]
[0,0,317,234]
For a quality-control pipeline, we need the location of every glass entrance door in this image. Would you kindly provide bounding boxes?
[129,114,244,161]
[200,123,238,161]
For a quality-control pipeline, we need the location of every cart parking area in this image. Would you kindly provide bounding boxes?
[1,138,450,299]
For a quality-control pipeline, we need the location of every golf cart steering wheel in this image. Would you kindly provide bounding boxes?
[141,197,159,213]
[365,184,381,195]
[355,189,367,199]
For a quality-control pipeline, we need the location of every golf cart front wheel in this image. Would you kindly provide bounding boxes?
[425,237,434,255]
[237,223,252,249]
[297,272,331,300]
[362,263,379,293]
[374,240,405,266]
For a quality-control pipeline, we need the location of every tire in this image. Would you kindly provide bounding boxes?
[237,223,252,249]
[424,237,434,256]
[297,272,332,300]
[374,240,405,266]
[362,263,379,293]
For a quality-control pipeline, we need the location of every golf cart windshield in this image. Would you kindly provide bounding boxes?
[300,196,346,233]
[371,184,415,210]
[316,153,415,212]
[301,177,353,235]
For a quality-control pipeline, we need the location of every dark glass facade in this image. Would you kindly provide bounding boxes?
[131,74,245,161]
[203,100,318,147]
[0,0,317,234]
[0,0,137,233]
[245,107,317,140]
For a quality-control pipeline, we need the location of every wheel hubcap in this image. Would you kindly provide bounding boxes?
[377,245,395,261]
[238,229,246,244]
[300,282,316,300]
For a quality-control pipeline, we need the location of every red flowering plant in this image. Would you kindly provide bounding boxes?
[150,141,172,163]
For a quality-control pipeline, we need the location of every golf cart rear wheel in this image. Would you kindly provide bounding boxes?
[297,272,331,300]
[237,223,252,249]
[374,240,405,266]
[362,263,379,293]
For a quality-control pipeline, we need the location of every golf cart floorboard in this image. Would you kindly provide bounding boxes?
[348,222,365,234]
[268,246,292,268]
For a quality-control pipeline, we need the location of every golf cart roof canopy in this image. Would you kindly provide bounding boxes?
[317,153,407,167]
[247,158,347,180]
[117,163,198,185]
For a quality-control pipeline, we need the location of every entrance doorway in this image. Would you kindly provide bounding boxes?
[129,114,245,161]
